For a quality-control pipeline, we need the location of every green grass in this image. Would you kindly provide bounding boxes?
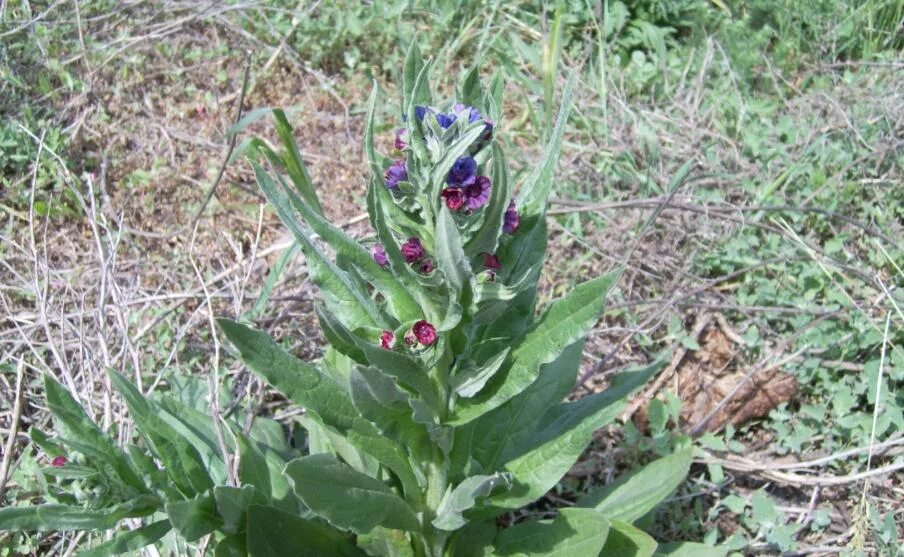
[1,0,901,554]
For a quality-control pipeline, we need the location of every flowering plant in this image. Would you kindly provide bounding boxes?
[0,47,713,557]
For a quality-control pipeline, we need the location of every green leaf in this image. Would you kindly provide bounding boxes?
[316,308,439,409]
[214,535,247,557]
[349,366,429,457]
[214,485,257,535]
[236,432,272,506]
[165,492,222,542]
[451,520,497,557]
[429,124,488,202]
[600,520,658,557]
[577,447,693,523]
[76,519,172,557]
[517,72,576,217]
[654,542,728,557]
[347,421,423,502]
[0,497,158,531]
[433,473,512,531]
[271,109,323,215]
[358,527,415,557]
[489,508,609,557]
[252,159,383,329]
[454,340,583,474]
[218,319,358,432]
[285,454,421,534]
[154,392,229,484]
[452,348,511,399]
[453,272,619,425]
[465,143,512,256]
[402,41,429,111]
[435,205,473,303]
[244,241,299,321]
[246,504,367,557]
[108,371,213,497]
[485,362,664,513]
[42,376,146,493]
[279,172,420,323]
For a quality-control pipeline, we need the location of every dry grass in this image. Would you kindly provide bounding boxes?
[1,1,902,554]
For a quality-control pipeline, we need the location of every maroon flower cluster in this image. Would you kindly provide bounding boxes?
[379,320,437,351]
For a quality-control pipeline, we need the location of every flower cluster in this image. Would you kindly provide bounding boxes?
[441,156,491,212]
[373,99,522,353]
[380,319,436,351]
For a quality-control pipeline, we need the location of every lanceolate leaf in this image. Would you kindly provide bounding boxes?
[285,454,421,534]
[76,519,172,557]
[577,447,694,523]
[0,497,158,531]
[42,376,147,494]
[465,143,511,256]
[271,108,323,216]
[451,348,511,399]
[601,520,658,557]
[252,160,383,329]
[517,72,576,217]
[315,308,440,408]
[655,542,728,557]
[488,508,609,557]
[217,319,358,433]
[108,371,213,497]
[278,170,421,323]
[349,425,422,501]
[165,492,222,542]
[483,362,664,513]
[433,473,512,531]
[349,366,430,459]
[246,504,366,557]
[452,272,619,425]
[454,340,583,474]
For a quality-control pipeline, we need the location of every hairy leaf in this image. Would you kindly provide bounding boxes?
[286,454,420,534]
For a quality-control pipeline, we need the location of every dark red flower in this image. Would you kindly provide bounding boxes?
[400,237,424,262]
[441,188,465,211]
[412,320,437,346]
[380,330,394,350]
[52,456,67,467]
[482,253,501,271]
[419,259,434,274]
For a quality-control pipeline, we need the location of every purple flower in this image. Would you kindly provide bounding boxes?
[480,119,494,141]
[412,320,437,346]
[503,200,520,234]
[52,456,67,467]
[453,103,483,123]
[372,244,388,267]
[436,112,457,129]
[400,237,424,262]
[446,157,477,187]
[384,159,407,189]
[380,330,394,350]
[394,128,408,151]
[414,106,428,121]
[419,259,434,274]
[441,188,465,211]
[464,176,491,210]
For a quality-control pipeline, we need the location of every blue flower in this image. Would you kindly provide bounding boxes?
[414,106,428,121]
[384,159,407,189]
[446,156,477,187]
[436,112,457,129]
